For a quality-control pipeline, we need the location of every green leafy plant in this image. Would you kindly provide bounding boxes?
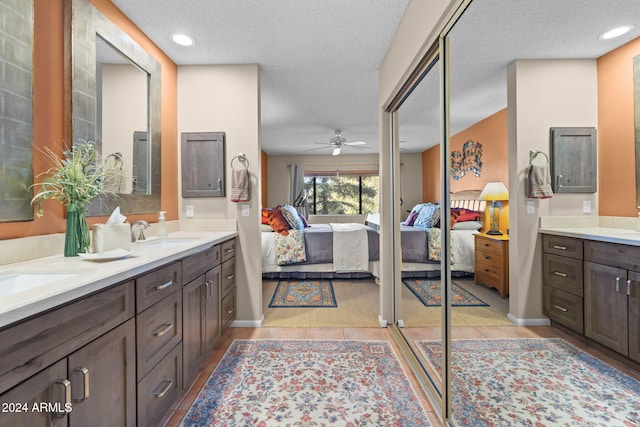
[30,140,114,255]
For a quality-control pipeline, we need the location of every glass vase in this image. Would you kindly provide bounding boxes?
[64,201,90,257]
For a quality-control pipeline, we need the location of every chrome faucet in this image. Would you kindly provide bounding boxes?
[131,220,150,242]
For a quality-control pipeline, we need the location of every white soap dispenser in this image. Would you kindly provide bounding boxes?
[157,211,168,237]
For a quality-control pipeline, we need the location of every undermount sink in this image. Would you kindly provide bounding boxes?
[0,273,78,298]
[134,237,199,249]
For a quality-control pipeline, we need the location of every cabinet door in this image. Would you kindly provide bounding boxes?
[182,276,206,383]
[0,360,68,427]
[629,271,640,363]
[181,132,225,198]
[67,319,135,427]
[205,265,221,352]
[584,261,628,355]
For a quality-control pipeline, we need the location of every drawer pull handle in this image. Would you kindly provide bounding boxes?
[553,271,568,277]
[204,280,212,298]
[553,245,567,251]
[616,277,621,293]
[484,268,490,272]
[153,379,174,398]
[226,274,235,280]
[225,247,235,253]
[553,305,568,312]
[153,323,173,337]
[73,367,90,403]
[155,280,174,290]
[484,243,490,247]
[628,279,633,296]
[53,379,71,418]
[227,309,234,315]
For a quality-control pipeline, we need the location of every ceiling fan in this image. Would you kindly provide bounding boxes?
[304,130,368,156]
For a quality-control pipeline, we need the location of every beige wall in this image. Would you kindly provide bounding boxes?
[507,59,598,322]
[399,153,424,220]
[177,64,262,325]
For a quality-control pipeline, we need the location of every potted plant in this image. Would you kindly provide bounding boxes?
[31,140,114,256]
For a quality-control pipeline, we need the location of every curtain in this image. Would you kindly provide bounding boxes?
[290,163,309,218]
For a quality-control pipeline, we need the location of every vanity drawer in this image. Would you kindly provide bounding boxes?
[137,342,183,427]
[543,253,583,296]
[545,287,584,334]
[221,289,236,333]
[182,245,221,284]
[221,258,236,297]
[0,281,134,393]
[585,240,640,271]
[221,238,236,262]
[542,235,583,259]
[137,291,182,380]
[136,261,182,312]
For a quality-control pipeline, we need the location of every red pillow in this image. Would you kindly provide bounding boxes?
[453,208,481,222]
[261,208,273,224]
[266,208,290,235]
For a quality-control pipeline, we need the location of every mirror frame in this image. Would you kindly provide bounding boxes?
[635,54,640,208]
[65,0,161,216]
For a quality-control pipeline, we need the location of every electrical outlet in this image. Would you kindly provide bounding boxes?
[526,201,535,214]
[582,200,591,214]
[186,204,194,218]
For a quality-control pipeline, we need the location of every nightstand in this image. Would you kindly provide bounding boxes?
[474,233,509,298]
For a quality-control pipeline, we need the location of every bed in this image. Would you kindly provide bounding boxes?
[261,191,486,279]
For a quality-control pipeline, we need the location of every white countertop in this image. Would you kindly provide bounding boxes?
[539,226,640,246]
[0,230,237,329]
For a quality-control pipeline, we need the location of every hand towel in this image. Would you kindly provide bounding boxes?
[527,163,553,198]
[231,169,250,202]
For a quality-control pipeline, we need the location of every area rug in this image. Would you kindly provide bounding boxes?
[417,338,640,426]
[180,339,431,426]
[268,279,337,308]
[402,278,488,307]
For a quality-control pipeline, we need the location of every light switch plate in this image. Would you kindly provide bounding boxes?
[241,204,250,217]
[186,204,194,218]
[582,200,591,214]
[526,201,535,214]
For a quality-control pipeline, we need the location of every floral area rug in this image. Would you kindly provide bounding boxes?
[268,279,337,308]
[180,340,431,426]
[417,338,640,426]
[402,279,488,307]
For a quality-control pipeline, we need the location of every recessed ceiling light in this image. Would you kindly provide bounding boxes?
[170,33,195,47]
[598,24,635,40]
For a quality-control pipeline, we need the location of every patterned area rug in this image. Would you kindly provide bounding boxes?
[268,279,337,308]
[402,279,488,307]
[417,338,640,426]
[180,340,431,426]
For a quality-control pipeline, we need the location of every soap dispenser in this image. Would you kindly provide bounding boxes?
[157,211,168,237]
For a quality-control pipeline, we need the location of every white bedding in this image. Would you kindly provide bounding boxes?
[330,223,369,272]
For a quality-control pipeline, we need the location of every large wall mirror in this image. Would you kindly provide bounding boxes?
[0,0,33,222]
[66,0,161,216]
[635,54,640,208]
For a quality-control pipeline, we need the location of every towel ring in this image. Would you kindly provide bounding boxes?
[231,153,249,170]
[529,150,548,166]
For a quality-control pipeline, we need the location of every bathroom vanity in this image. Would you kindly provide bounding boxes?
[540,226,640,366]
[0,231,237,426]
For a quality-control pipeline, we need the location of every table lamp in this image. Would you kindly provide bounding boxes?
[478,181,509,235]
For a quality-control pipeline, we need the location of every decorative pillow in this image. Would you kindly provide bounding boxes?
[405,210,419,226]
[453,208,481,222]
[453,220,483,231]
[427,228,455,263]
[261,208,274,224]
[413,203,439,230]
[266,208,290,235]
[260,224,275,232]
[280,205,305,230]
[275,230,307,265]
[299,213,310,227]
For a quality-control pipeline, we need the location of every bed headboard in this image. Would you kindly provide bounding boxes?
[451,190,487,215]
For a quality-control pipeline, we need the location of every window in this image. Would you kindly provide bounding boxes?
[304,175,379,214]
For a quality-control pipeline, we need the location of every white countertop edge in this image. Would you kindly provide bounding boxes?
[0,230,238,329]
[539,226,640,246]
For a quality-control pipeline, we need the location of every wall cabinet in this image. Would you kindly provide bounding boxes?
[542,234,640,365]
[0,236,237,426]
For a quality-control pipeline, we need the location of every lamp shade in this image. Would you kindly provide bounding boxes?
[479,182,509,201]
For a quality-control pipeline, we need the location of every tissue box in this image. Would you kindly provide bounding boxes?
[92,223,132,253]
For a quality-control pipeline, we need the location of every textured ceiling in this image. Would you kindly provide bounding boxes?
[112,0,640,155]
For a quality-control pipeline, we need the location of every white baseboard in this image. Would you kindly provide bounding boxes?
[507,313,551,326]
[378,315,388,327]
[230,315,264,328]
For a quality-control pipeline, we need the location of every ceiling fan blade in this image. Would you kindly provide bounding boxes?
[343,144,370,150]
[345,141,366,146]
[313,141,331,145]
[332,147,341,156]
[304,146,333,152]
